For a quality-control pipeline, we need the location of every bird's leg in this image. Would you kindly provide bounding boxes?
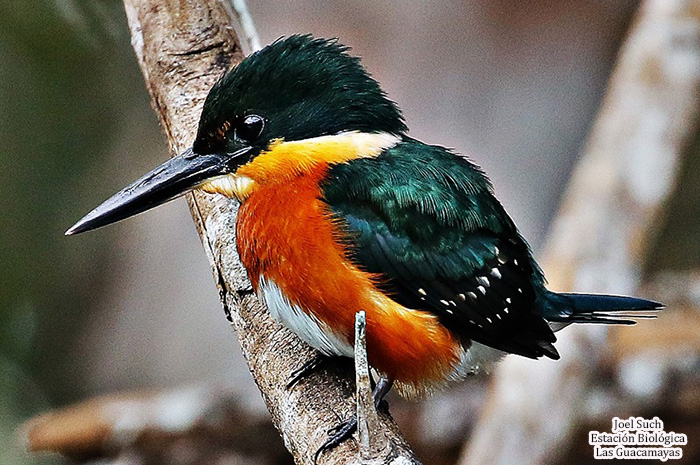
[286,353,331,389]
[373,377,393,413]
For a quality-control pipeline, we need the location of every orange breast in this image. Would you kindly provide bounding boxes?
[236,163,463,395]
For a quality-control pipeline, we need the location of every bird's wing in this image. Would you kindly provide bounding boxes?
[322,141,558,359]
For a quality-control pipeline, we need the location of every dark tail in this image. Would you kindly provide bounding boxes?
[543,292,663,325]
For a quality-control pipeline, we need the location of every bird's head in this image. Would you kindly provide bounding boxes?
[66,34,406,235]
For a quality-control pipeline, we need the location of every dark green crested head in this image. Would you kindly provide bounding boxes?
[66,35,407,236]
[193,34,407,155]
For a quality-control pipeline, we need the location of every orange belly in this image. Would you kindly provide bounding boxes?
[236,164,463,395]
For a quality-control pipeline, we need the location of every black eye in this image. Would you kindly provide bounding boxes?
[237,114,265,143]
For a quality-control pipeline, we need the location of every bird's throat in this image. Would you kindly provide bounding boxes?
[200,174,255,201]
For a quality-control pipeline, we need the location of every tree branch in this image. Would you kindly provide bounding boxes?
[120,1,419,464]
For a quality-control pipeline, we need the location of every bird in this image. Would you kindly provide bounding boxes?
[67,34,661,457]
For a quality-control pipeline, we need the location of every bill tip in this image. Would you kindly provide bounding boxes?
[65,221,87,236]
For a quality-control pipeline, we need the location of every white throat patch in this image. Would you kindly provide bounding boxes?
[199,174,255,201]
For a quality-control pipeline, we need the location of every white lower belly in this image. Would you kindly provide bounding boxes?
[257,278,354,358]
[451,342,507,380]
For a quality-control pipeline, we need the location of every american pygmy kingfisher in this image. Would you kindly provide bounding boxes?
[68,34,660,454]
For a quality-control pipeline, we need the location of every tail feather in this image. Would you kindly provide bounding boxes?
[544,292,663,325]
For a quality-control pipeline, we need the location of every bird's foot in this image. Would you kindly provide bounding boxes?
[287,353,329,389]
[314,417,358,464]
[314,377,393,463]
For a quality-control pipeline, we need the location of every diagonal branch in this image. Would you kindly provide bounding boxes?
[120,1,420,464]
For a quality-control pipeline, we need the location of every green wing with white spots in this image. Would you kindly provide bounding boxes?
[322,140,559,359]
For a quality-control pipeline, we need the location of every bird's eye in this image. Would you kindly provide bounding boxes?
[237,114,265,143]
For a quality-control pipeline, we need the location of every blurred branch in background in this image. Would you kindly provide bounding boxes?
[462,0,700,464]
[22,386,289,465]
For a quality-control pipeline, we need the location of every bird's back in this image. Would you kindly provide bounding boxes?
[322,140,561,359]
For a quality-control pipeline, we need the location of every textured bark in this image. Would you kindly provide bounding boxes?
[461,1,700,464]
[120,1,419,464]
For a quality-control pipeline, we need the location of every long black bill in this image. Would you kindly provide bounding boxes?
[66,146,252,235]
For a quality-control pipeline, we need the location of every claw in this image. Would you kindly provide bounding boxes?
[287,353,328,389]
[315,417,357,464]
[326,418,356,437]
[313,377,394,463]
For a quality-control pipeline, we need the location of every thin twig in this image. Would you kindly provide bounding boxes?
[355,311,388,462]
[229,0,261,53]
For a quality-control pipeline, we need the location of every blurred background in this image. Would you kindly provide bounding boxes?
[1,1,698,464]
